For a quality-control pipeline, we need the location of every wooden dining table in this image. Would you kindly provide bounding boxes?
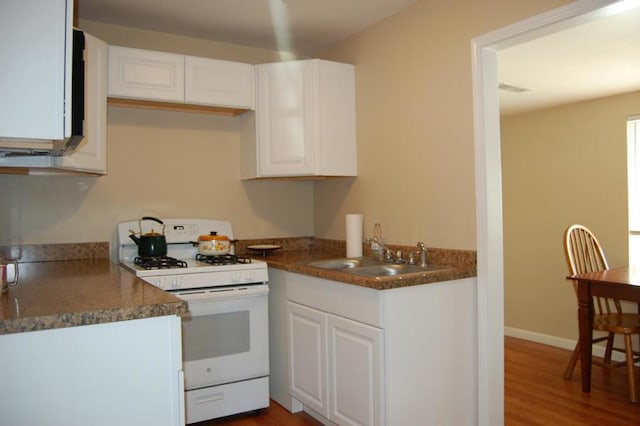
[570,266,640,393]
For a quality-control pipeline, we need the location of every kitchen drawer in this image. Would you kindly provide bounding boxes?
[185,377,268,424]
[285,272,382,328]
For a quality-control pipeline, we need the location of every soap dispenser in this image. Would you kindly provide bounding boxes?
[371,222,384,259]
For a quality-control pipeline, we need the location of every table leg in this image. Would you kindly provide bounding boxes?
[577,280,593,393]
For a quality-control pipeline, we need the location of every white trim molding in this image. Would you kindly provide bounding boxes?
[472,1,620,425]
[505,327,628,363]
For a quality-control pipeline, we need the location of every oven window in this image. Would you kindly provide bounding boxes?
[182,311,250,362]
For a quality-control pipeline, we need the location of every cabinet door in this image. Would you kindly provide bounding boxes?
[185,56,254,109]
[55,32,107,174]
[0,0,68,140]
[314,60,357,176]
[108,46,184,102]
[288,301,329,417]
[0,316,184,426]
[328,314,383,426]
[256,61,315,176]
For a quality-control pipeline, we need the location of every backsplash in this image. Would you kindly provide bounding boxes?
[237,237,476,271]
[1,238,476,272]
[0,243,109,263]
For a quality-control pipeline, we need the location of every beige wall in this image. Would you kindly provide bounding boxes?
[314,0,572,249]
[502,91,640,340]
[0,0,573,249]
[0,21,313,245]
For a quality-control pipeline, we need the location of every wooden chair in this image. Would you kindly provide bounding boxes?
[563,224,640,402]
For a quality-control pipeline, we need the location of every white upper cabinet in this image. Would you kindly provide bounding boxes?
[241,59,357,179]
[0,0,70,141]
[55,32,107,174]
[0,31,108,175]
[108,46,254,110]
[185,56,254,109]
[108,46,184,102]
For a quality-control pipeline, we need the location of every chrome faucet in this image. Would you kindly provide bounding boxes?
[383,248,394,263]
[417,242,427,267]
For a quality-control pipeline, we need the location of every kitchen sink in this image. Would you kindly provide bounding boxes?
[305,257,382,270]
[303,257,452,278]
[347,263,451,277]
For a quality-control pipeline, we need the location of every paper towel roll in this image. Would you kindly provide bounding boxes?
[346,214,363,257]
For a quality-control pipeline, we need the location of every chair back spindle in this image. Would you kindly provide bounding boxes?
[564,224,621,314]
[562,224,640,402]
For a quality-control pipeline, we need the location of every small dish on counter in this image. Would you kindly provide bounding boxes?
[247,244,282,256]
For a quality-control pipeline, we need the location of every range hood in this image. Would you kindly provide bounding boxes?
[0,134,84,158]
[0,30,107,176]
[0,24,85,158]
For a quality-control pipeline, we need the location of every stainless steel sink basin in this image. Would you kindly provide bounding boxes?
[304,257,452,278]
[347,263,451,278]
[305,258,381,270]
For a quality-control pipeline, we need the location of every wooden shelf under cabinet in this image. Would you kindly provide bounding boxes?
[107,97,249,117]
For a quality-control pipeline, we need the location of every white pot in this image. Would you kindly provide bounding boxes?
[197,233,231,255]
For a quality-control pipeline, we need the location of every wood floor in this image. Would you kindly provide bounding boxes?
[190,400,321,426]
[505,336,640,425]
[194,336,640,425]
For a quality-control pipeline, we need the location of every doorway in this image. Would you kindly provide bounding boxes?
[472,1,638,425]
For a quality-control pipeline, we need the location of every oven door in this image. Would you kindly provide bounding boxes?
[176,284,269,390]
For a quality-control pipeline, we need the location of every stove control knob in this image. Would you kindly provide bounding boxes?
[171,276,181,289]
[161,276,180,290]
[245,271,255,282]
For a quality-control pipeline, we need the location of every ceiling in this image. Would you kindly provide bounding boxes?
[498,4,640,115]
[77,0,640,116]
[77,0,416,56]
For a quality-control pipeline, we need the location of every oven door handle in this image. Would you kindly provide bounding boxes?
[175,284,269,301]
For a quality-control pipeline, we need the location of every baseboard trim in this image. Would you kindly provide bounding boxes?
[504,327,626,362]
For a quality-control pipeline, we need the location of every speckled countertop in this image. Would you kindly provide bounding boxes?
[0,243,187,335]
[239,238,477,290]
[0,239,475,334]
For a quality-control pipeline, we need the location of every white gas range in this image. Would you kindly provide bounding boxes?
[117,218,270,425]
[118,218,268,289]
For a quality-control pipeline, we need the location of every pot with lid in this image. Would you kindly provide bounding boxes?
[197,232,231,255]
[129,216,167,258]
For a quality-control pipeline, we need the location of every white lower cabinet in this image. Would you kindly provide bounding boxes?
[327,311,383,426]
[0,316,185,426]
[289,302,328,416]
[289,301,383,426]
[269,268,477,426]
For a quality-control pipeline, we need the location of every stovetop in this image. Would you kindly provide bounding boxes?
[134,256,188,270]
[133,254,252,270]
[195,253,253,266]
[117,218,268,290]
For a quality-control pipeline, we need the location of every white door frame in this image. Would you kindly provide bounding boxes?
[471,1,622,424]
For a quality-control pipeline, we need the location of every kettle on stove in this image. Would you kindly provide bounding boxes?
[129,216,167,258]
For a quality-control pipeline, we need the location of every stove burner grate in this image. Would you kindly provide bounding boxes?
[195,253,252,265]
[134,256,188,270]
